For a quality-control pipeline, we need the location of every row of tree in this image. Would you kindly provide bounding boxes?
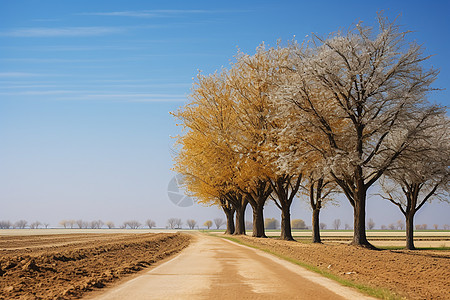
[173,14,449,249]
[0,220,50,229]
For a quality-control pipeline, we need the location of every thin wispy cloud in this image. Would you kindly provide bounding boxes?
[1,26,126,37]
[0,90,77,95]
[66,93,186,102]
[79,9,211,18]
[0,72,42,78]
[0,89,186,102]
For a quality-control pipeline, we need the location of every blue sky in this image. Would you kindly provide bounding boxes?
[0,0,449,228]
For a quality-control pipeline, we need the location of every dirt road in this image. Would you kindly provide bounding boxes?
[91,234,374,300]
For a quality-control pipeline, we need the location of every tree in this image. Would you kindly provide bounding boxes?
[345,224,351,230]
[68,220,75,229]
[14,220,27,229]
[434,224,439,230]
[264,218,279,230]
[0,220,12,229]
[379,115,449,249]
[167,218,177,229]
[172,68,241,236]
[291,219,306,229]
[319,223,327,230]
[303,174,338,242]
[444,224,449,230]
[274,14,442,247]
[367,218,375,230]
[145,219,156,229]
[204,220,213,229]
[245,221,253,230]
[90,220,103,229]
[59,220,68,229]
[43,223,50,229]
[105,221,115,229]
[214,218,225,229]
[332,219,341,230]
[76,219,84,229]
[124,220,141,229]
[381,225,387,230]
[186,219,197,230]
[397,220,405,230]
[388,223,396,230]
[175,218,183,229]
[30,221,41,229]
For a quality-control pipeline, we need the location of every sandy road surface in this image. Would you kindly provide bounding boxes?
[91,234,374,300]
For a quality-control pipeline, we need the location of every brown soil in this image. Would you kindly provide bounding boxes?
[233,236,450,300]
[0,233,191,300]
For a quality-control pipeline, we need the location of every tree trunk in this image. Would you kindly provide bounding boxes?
[405,213,415,250]
[280,206,294,240]
[252,203,266,238]
[224,208,235,235]
[351,193,375,248]
[350,176,375,248]
[312,208,321,243]
[234,200,247,235]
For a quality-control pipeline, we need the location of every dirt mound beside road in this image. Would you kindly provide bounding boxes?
[0,233,191,299]
[235,236,450,300]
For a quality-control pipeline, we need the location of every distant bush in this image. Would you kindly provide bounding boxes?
[291,219,306,229]
[264,218,279,230]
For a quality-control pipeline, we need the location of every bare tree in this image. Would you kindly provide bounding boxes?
[214,218,225,229]
[379,115,449,249]
[276,14,442,247]
[43,223,50,229]
[367,218,375,230]
[145,219,156,229]
[167,218,177,229]
[186,219,197,230]
[319,223,327,230]
[175,218,183,229]
[123,220,141,229]
[381,225,387,230]
[388,223,396,230]
[397,220,405,230]
[303,175,338,243]
[433,224,439,230]
[0,220,12,229]
[59,220,68,229]
[76,219,84,229]
[90,220,104,229]
[15,220,27,229]
[344,224,351,230]
[332,219,341,230]
[30,221,41,229]
[68,220,75,229]
[105,221,115,229]
[444,224,449,230]
[203,220,213,229]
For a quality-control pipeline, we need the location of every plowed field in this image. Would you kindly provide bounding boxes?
[234,236,450,300]
[0,233,191,299]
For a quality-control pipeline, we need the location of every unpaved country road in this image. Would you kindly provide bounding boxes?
[90,233,374,300]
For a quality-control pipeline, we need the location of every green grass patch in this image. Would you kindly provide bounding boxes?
[217,235,402,300]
